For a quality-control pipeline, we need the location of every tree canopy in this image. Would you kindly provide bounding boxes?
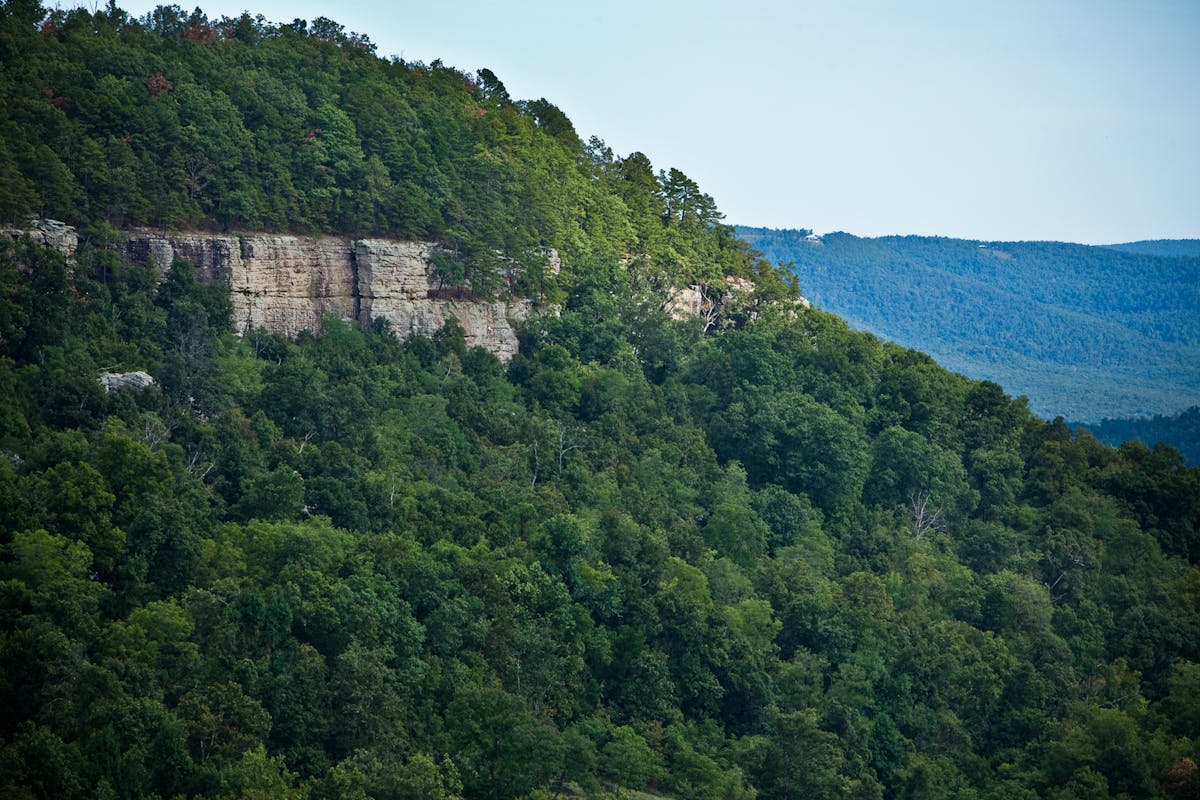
[1,4,1199,800]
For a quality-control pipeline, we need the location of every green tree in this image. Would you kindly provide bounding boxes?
[176,682,271,765]
[601,725,663,789]
[447,685,562,800]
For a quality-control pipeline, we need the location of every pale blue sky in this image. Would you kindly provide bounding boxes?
[104,1,1199,244]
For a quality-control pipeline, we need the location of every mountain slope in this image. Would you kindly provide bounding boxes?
[2,5,1199,800]
[736,227,1200,421]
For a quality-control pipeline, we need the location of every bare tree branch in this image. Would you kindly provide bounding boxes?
[909,489,945,539]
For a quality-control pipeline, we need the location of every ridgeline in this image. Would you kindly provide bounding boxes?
[736,227,1200,423]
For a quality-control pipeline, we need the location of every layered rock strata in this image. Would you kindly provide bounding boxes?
[124,231,537,360]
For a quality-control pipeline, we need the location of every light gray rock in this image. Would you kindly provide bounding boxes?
[664,276,810,330]
[663,285,707,321]
[98,371,156,393]
[125,231,358,336]
[123,231,544,360]
[2,218,78,257]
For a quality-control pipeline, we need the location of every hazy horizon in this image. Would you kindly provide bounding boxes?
[735,226,1200,248]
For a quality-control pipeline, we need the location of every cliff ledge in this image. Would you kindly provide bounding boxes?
[121,229,557,360]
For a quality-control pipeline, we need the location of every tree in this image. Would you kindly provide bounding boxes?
[748,708,850,800]
[712,390,869,513]
[176,682,271,765]
[447,685,562,800]
[601,725,662,789]
[154,258,232,409]
[703,499,769,568]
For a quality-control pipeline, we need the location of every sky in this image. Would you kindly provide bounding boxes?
[96,0,1200,244]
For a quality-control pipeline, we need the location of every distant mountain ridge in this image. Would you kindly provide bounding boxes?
[735,226,1200,422]
[1104,239,1200,258]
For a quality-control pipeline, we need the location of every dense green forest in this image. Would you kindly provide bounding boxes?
[0,0,767,292]
[3,4,1200,800]
[1079,408,1200,468]
[735,227,1200,423]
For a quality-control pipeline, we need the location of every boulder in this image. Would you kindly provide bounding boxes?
[98,371,156,393]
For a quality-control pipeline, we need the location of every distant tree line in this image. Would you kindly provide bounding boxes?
[736,226,1200,422]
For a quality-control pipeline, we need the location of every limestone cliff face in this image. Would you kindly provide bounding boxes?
[124,231,537,360]
[353,239,526,358]
[125,232,358,339]
[10,220,805,355]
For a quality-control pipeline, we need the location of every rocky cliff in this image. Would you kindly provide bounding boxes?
[2,218,78,259]
[122,230,555,360]
[9,221,789,357]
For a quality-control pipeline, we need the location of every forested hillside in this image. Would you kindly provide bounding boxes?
[0,0,767,292]
[3,4,1200,800]
[736,227,1200,422]
[1105,241,1200,259]
[1079,407,1200,467]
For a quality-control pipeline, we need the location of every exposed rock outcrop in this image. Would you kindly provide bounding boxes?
[352,238,528,357]
[126,232,358,339]
[664,276,762,320]
[663,285,707,321]
[664,275,810,331]
[11,219,805,357]
[2,218,78,258]
[98,371,156,393]
[123,230,543,360]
